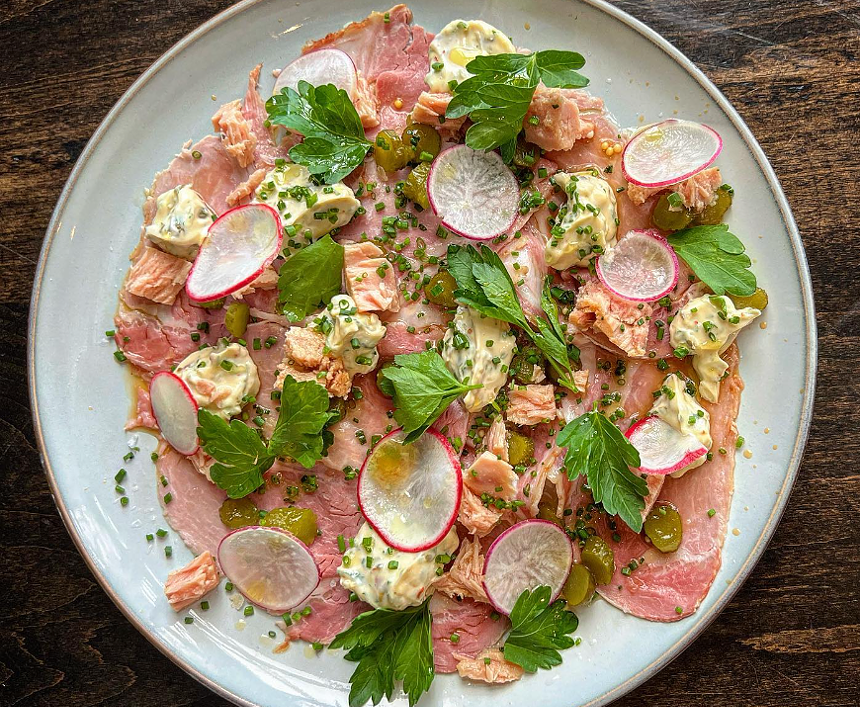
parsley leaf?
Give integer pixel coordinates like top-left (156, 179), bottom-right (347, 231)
top-left (557, 411), bottom-right (647, 531)
top-left (446, 244), bottom-right (579, 392)
top-left (277, 234), bottom-right (344, 321)
top-left (377, 351), bottom-right (481, 442)
top-left (667, 224), bottom-right (756, 296)
top-left (266, 81), bottom-right (371, 183)
top-left (198, 410), bottom-right (274, 498)
top-left (330, 601), bottom-right (435, 707)
top-left (198, 376), bottom-right (337, 497)
top-left (503, 585), bottom-right (579, 673)
top-left (268, 375), bottom-right (339, 467)
top-left (445, 51), bottom-right (589, 152)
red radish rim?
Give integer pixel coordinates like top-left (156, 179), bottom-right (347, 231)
top-left (596, 229), bottom-right (680, 302)
top-left (481, 518), bottom-right (573, 615)
top-left (273, 48), bottom-right (357, 96)
top-left (621, 119), bottom-right (723, 189)
top-left (217, 525), bottom-right (320, 613)
top-left (185, 203), bottom-right (283, 303)
top-left (357, 427), bottom-right (463, 552)
top-left (427, 145), bottom-right (518, 241)
top-left (149, 371), bottom-right (199, 456)
top-left (625, 415), bottom-right (708, 476)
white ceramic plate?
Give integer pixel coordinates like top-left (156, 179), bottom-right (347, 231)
top-left (29, 1), bottom-right (816, 706)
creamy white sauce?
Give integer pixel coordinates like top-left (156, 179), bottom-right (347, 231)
top-left (316, 294), bottom-right (385, 376)
top-left (651, 372), bottom-right (712, 477)
top-left (545, 171), bottom-right (618, 269)
top-left (337, 522), bottom-right (459, 610)
top-left (440, 306), bottom-right (516, 413)
top-left (425, 19), bottom-right (515, 93)
top-left (144, 185), bottom-right (215, 259)
top-left (670, 294), bottom-right (760, 403)
top-left (174, 342), bottom-right (260, 419)
top-left (253, 163), bottom-right (359, 241)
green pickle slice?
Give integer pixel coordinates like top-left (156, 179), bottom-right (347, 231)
top-left (560, 563), bottom-right (596, 607)
top-left (581, 535), bottom-right (615, 585)
top-left (643, 503), bottom-right (683, 553)
top-left (261, 506), bottom-right (318, 546)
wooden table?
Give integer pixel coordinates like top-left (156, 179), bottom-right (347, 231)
top-left (1, 0), bottom-right (857, 705)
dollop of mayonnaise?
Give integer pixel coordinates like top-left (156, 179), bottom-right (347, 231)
top-left (441, 306), bottom-right (516, 413)
top-left (253, 163), bottom-right (359, 241)
top-left (144, 184), bottom-right (215, 259)
top-left (316, 294), bottom-right (386, 376)
top-left (425, 19), bottom-right (515, 93)
top-left (651, 372), bottom-right (712, 477)
top-left (174, 342), bottom-right (260, 419)
top-left (338, 522), bottom-right (459, 610)
top-left (545, 171), bottom-right (618, 270)
top-left (670, 293), bottom-right (760, 403)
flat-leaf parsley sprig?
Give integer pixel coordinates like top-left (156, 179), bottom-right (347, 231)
top-left (199, 375), bottom-right (339, 498)
top-left (502, 585), bottom-right (580, 672)
top-left (445, 51), bottom-right (589, 153)
top-left (329, 601), bottom-right (435, 707)
top-left (265, 81), bottom-right (371, 183)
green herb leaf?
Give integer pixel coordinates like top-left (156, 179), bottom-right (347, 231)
top-left (667, 224), bottom-right (756, 296)
top-left (197, 409), bottom-right (274, 498)
top-left (266, 81), bottom-right (371, 183)
top-left (533, 50), bottom-right (589, 88)
top-left (557, 411), bottom-right (647, 531)
top-left (446, 51), bottom-right (589, 152)
top-left (446, 245), bottom-right (579, 392)
top-left (377, 351), bottom-right (481, 442)
top-left (503, 585), bottom-right (579, 673)
top-left (268, 375), bottom-right (339, 468)
top-left (278, 234), bottom-right (344, 321)
top-left (330, 602), bottom-right (435, 707)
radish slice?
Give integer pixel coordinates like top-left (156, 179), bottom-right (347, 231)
top-left (149, 371), bottom-right (199, 455)
top-left (596, 229), bottom-right (679, 302)
top-left (427, 145), bottom-right (519, 241)
top-left (272, 48), bottom-right (357, 97)
top-left (357, 428), bottom-right (462, 552)
top-left (625, 415), bottom-right (708, 476)
top-left (622, 119), bottom-right (722, 188)
top-left (186, 204), bottom-right (282, 303)
top-left (482, 519), bottom-right (573, 615)
top-left (218, 526), bottom-right (319, 613)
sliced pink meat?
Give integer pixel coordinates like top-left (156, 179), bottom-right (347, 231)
top-left (283, 583), bottom-right (370, 644)
top-left (304, 5), bottom-right (433, 133)
top-left (431, 399), bottom-right (470, 447)
top-left (429, 594), bottom-right (509, 673)
top-left (147, 135), bottom-right (249, 218)
top-left (157, 443), bottom-right (228, 558)
top-left (595, 345), bottom-right (743, 621)
top-left (114, 291), bottom-right (229, 376)
top-left (242, 64), bottom-right (290, 168)
top-left (126, 385), bottom-right (157, 430)
top-left (245, 320), bottom-right (288, 438)
top-left (322, 373), bottom-right (394, 474)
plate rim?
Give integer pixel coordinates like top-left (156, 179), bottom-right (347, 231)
top-left (27, 1), bottom-right (818, 706)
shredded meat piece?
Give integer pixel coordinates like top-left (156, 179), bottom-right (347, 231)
top-left (408, 91), bottom-right (465, 136)
top-left (354, 73), bottom-right (381, 129)
top-left (164, 551), bottom-right (219, 611)
top-left (434, 537), bottom-right (488, 603)
top-left (211, 99), bottom-right (257, 168)
top-left (626, 167), bottom-right (722, 211)
top-left (226, 167), bottom-right (267, 207)
top-left (275, 327), bottom-right (352, 397)
top-left (124, 246), bottom-right (191, 306)
top-left (570, 279), bottom-right (654, 358)
top-left (458, 487), bottom-right (503, 537)
top-left (506, 384), bottom-right (557, 426)
top-left (455, 649), bottom-right (524, 684)
top-left (344, 242), bottom-right (400, 313)
top-left (523, 86), bottom-right (597, 151)
top-left (464, 451), bottom-right (518, 501)
top-left (484, 416), bottom-right (508, 461)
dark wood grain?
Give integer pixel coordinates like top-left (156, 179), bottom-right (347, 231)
top-left (1, 0), bottom-right (858, 705)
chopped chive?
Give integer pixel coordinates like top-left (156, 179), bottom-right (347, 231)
top-left (163, 492), bottom-right (173, 504)
top-left (184, 616), bottom-right (194, 624)
top-left (115, 469), bottom-right (127, 483)
top-left (200, 601), bottom-right (210, 611)
top-left (165, 546), bottom-right (173, 557)
top-left (244, 605), bottom-right (254, 617)
top-left (156, 528), bottom-right (168, 538)
top-left (225, 581), bottom-right (234, 592)
top-left (146, 533), bottom-right (154, 542)
top-left (120, 496), bottom-right (129, 506)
